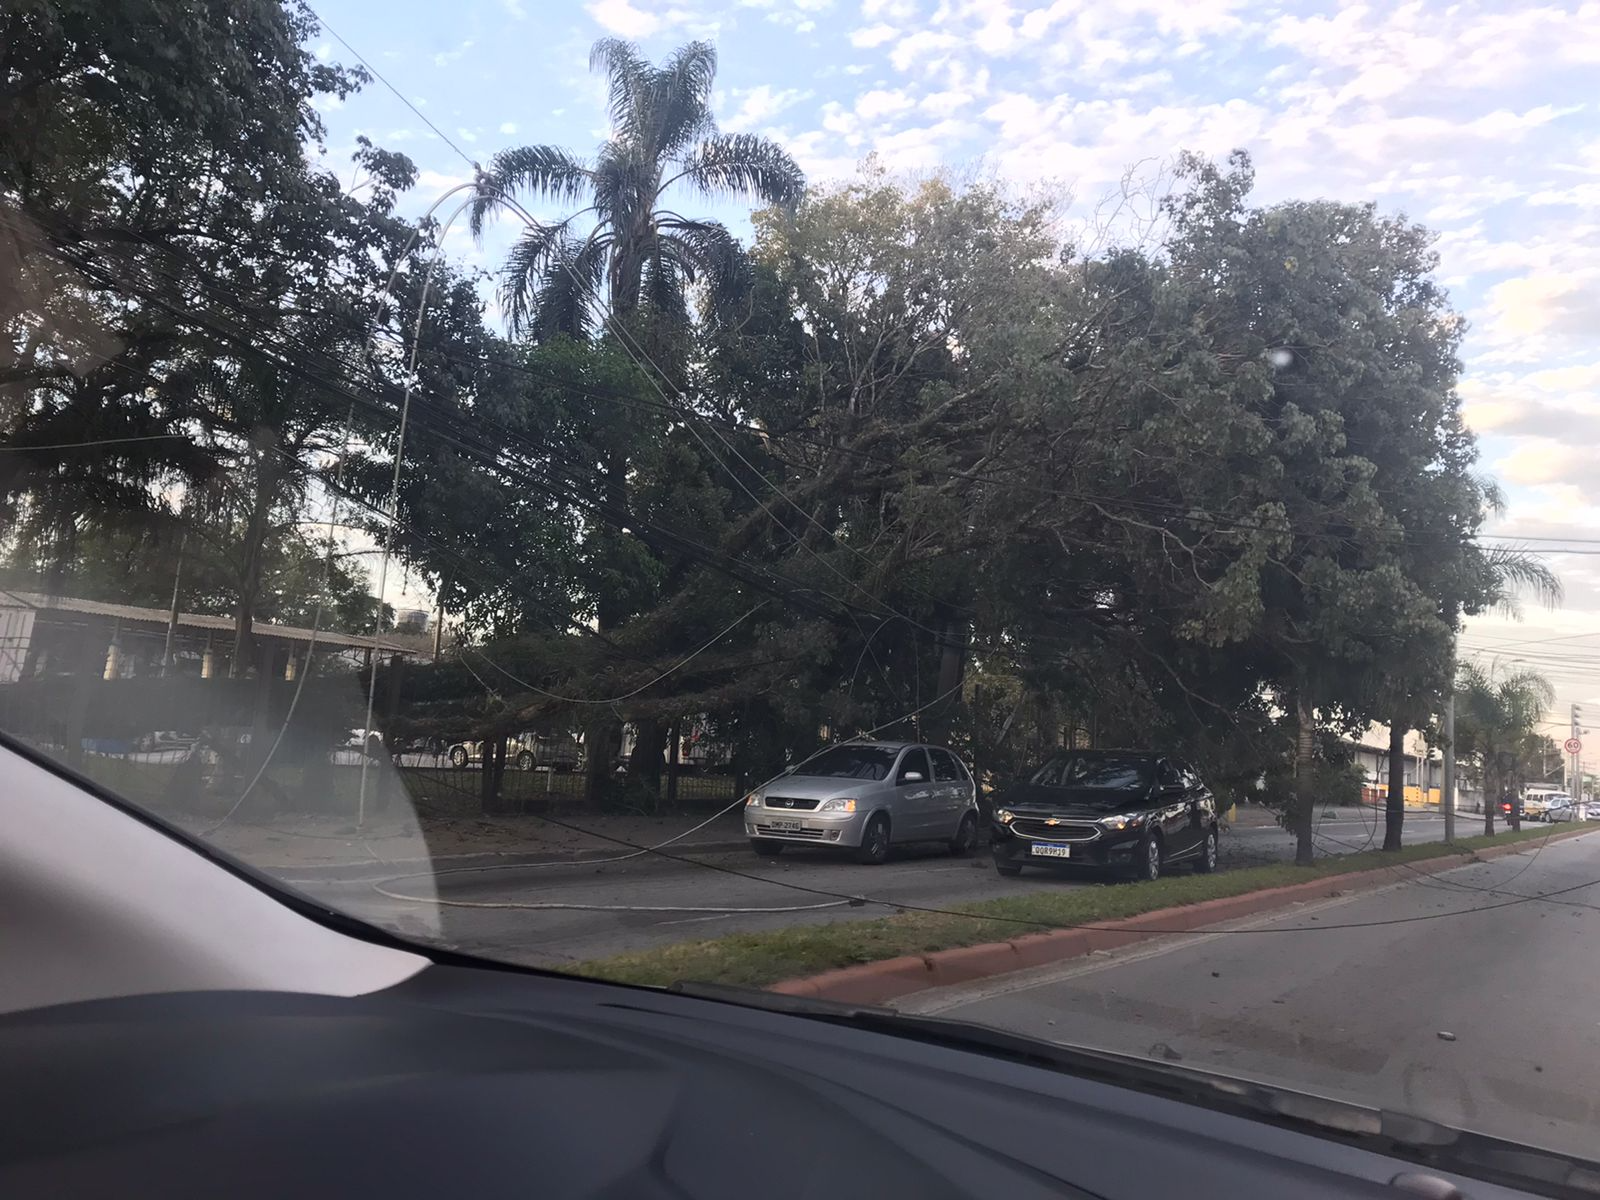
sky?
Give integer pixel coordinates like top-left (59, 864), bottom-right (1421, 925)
top-left (306, 0), bottom-right (1600, 748)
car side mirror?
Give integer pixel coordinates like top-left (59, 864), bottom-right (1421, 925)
top-left (902, 771), bottom-right (925, 784)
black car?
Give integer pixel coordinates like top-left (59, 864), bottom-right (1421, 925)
top-left (990, 750), bottom-right (1219, 881)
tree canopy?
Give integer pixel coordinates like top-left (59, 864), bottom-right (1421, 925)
top-left (0, 17), bottom-right (1556, 844)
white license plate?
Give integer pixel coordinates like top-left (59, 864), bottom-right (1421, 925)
top-left (768, 819), bottom-right (803, 831)
top-left (1030, 843), bottom-right (1072, 858)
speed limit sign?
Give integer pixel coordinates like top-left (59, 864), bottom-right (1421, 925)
top-left (1565, 737), bottom-right (1583, 755)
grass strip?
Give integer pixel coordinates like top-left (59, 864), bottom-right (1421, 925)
top-left (575, 823), bottom-right (1580, 990)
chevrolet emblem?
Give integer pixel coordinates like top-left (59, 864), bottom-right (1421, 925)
top-left (1045, 818), bottom-right (1060, 826)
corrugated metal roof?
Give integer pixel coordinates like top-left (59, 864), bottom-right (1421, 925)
top-left (0, 590), bottom-right (416, 655)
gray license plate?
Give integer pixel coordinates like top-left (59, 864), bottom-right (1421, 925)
top-left (1030, 843), bottom-right (1072, 858)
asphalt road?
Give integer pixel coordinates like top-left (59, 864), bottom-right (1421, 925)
top-left (303, 811), bottom-right (1456, 967)
top-left (894, 829), bottom-right (1600, 1161)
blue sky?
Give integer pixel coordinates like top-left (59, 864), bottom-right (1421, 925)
top-left (307, 0), bottom-right (1600, 722)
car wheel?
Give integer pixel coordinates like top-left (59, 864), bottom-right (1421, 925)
top-left (448, 746), bottom-right (468, 768)
top-left (516, 750), bottom-right (535, 771)
top-left (855, 814), bottom-right (891, 865)
top-left (948, 812), bottom-right (979, 857)
top-left (1195, 827), bottom-right (1218, 874)
top-left (750, 839), bottom-right (785, 857)
top-left (1134, 834), bottom-right (1163, 882)
top-left (995, 860), bottom-right (1023, 877)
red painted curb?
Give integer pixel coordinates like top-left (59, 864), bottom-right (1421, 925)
top-left (768, 826), bottom-right (1594, 1006)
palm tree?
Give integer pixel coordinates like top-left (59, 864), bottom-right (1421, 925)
top-left (1453, 662), bottom-right (1556, 835)
top-left (468, 39), bottom-right (804, 343)
top-left (467, 40), bottom-right (802, 807)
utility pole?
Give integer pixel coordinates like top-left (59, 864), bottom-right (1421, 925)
top-left (1442, 691), bottom-right (1456, 845)
top-left (161, 532), bottom-right (187, 676)
top-left (1572, 704), bottom-right (1583, 799)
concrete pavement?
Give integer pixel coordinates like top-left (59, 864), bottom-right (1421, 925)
top-left (893, 831), bottom-right (1600, 1161)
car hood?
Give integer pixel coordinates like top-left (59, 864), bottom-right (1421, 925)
top-left (997, 784), bottom-right (1155, 814)
top-left (758, 774), bottom-right (888, 801)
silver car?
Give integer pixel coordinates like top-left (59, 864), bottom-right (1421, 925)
top-left (744, 741), bottom-right (980, 864)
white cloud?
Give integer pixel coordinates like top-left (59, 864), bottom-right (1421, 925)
top-left (434, 40), bottom-right (474, 68)
top-left (1496, 441), bottom-right (1594, 488)
top-left (920, 89), bottom-right (974, 117)
top-left (855, 87), bottom-right (915, 120)
top-left (890, 30), bottom-right (962, 71)
top-left (585, 0), bottom-right (682, 37)
top-left (1484, 270), bottom-right (1600, 355)
top-left (457, 127), bottom-right (479, 144)
top-left (314, 42), bottom-right (333, 62)
top-left (499, 121), bottom-right (519, 135)
top-left (418, 169), bottom-right (470, 192)
top-left (725, 85), bottom-right (812, 131)
top-left (502, 0), bottom-right (526, 15)
top-left (850, 22), bottom-right (897, 47)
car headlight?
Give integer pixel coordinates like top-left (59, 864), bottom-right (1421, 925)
top-left (1099, 813), bottom-right (1145, 831)
top-left (995, 808), bottom-right (1016, 824)
top-left (744, 794), bottom-right (762, 808)
top-left (819, 797), bottom-right (857, 813)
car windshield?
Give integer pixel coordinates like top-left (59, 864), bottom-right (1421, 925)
top-left (6, 0), bottom-right (1600, 1184)
top-left (1030, 755), bottom-right (1154, 790)
top-left (791, 746), bottom-right (900, 781)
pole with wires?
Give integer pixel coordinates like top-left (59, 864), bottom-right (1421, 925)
top-left (1443, 688), bottom-right (1456, 845)
top-left (357, 193), bottom-right (477, 827)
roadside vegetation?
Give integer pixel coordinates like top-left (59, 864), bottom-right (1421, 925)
top-left (1, 5), bottom-right (1563, 858)
top-left (577, 825), bottom-right (1582, 989)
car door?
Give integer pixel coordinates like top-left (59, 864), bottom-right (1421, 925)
top-left (1155, 758), bottom-right (1198, 857)
top-left (927, 748), bottom-right (967, 837)
top-left (892, 748), bottom-right (935, 838)
top-left (1178, 760), bottom-right (1214, 853)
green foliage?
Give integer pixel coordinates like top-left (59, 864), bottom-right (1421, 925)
top-left (1, 14), bottom-right (1548, 831)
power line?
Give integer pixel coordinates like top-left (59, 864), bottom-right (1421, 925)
top-left (304, 6), bottom-right (479, 172)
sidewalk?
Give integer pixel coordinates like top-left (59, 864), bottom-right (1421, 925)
top-left (176, 805), bottom-right (748, 877)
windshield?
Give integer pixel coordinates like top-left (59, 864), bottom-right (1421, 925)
top-left (6, 0), bottom-right (1600, 1182)
top-left (1029, 755), bottom-right (1153, 790)
top-left (790, 746), bottom-right (899, 781)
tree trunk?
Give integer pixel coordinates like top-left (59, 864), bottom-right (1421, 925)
top-left (1383, 721), bottom-right (1406, 851)
top-left (582, 446), bottom-right (630, 809)
top-left (480, 734), bottom-right (507, 815)
top-left (1292, 691), bottom-right (1315, 866)
top-left (1483, 754), bottom-right (1497, 836)
top-left (582, 716), bottom-right (617, 809)
top-left (631, 716), bottom-right (666, 799)
top-left (926, 617), bottom-right (967, 741)
top-left (229, 455), bottom-right (277, 679)
top-left (665, 718), bottom-right (681, 807)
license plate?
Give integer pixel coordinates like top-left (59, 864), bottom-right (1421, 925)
top-left (1030, 843), bottom-right (1071, 858)
top-left (768, 819), bottom-right (803, 831)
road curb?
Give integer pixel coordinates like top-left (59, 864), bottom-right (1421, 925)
top-left (271, 836), bottom-right (750, 880)
top-left (769, 826), bottom-right (1597, 1006)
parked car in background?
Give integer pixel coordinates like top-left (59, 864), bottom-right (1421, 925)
top-left (743, 741), bottom-right (980, 864)
top-left (990, 750), bottom-right (1219, 882)
top-left (448, 734), bottom-right (582, 771)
